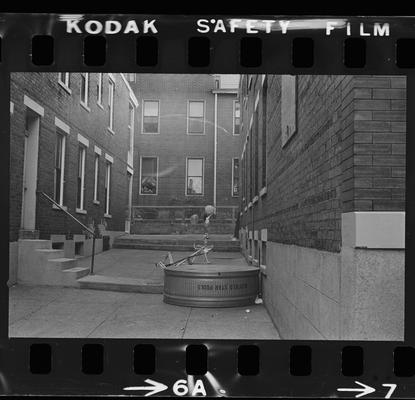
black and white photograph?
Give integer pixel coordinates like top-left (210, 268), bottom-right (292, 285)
top-left (8, 72), bottom-right (406, 340)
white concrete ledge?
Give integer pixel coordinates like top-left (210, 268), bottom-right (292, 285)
top-left (77, 133), bottom-right (89, 147)
top-left (24, 95), bottom-right (44, 116)
top-left (94, 145), bottom-right (102, 155)
top-left (342, 211), bottom-right (405, 249)
top-left (55, 117), bottom-right (70, 134)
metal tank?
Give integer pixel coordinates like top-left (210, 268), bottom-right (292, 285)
top-left (163, 264), bottom-right (259, 307)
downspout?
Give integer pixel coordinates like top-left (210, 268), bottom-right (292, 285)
top-left (213, 92), bottom-right (218, 208)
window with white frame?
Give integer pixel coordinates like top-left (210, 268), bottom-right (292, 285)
top-left (58, 73), bottom-right (70, 89)
top-left (128, 73), bottom-right (136, 83)
top-left (104, 161), bottom-right (112, 215)
top-left (97, 73), bottom-right (103, 106)
top-left (186, 158), bottom-right (204, 195)
top-left (108, 78), bottom-right (115, 131)
top-left (93, 153), bottom-right (100, 203)
top-left (80, 72), bottom-right (89, 108)
top-left (76, 145), bottom-right (86, 211)
top-left (233, 100), bottom-right (240, 135)
top-left (128, 102), bottom-right (134, 155)
top-left (140, 157), bottom-right (158, 195)
top-left (54, 131), bottom-right (66, 205)
top-left (281, 75), bottom-right (297, 147)
top-left (232, 158), bottom-right (240, 197)
top-left (188, 101), bottom-right (205, 134)
top-left (142, 100), bottom-right (159, 133)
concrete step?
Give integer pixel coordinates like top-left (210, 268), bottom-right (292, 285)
top-left (36, 248), bottom-right (65, 260)
top-left (78, 275), bottom-right (163, 294)
top-left (47, 257), bottom-right (77, 270)
top-left (114, 238), bottom-right (240, 252)
top-left (62, 267), bottom-right (90, 286)
top-left (131, 221), bottom-right (235, 235)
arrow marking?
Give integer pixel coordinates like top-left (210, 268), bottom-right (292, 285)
top-left (123, 378), bottom-right (168, 397)
top-left (337, 381), bottom-right (376, 398)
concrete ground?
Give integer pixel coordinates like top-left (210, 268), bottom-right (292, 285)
top-left (9, 285), bottom-right (280, 339)
top-left (9, 247), bottom-right (280, 339)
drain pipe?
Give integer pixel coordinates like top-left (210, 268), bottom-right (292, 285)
top-left (213, 92), bottom-right (218, 208)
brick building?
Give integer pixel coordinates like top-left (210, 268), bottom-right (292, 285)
top-left (239, 74), bottom-right (406, 340)
top-left (128, 74), bottom-right (241, 234)
top-left (9, 72), bottom-right (138, 283)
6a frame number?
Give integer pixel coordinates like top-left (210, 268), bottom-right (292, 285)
top-left (173, 379), bottom-right (207, 397)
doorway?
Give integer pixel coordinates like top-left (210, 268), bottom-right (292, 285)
top-left (21, 109), bottom-right (41, 230)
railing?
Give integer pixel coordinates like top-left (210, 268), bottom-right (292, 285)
top-left (132, 205), bottom-right (238, 222)
top-left (37, 191), bottom-right (96, 275)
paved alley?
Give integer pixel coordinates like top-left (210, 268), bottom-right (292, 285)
top-left (9, 285), bottom-right (280, 339)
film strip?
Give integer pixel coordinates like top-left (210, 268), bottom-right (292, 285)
top-left (1, 13), bottom-right (415, 398)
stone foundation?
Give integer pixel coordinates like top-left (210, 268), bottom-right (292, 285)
top-left (262, 241), bottom-right (404, 340)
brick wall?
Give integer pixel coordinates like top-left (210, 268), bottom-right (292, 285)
top-left (340, 76), bottom-right (406, 212)
top-left (239, 75), bottom-right (406, 253)
top-left (10, 73), bottom-right (135, 241)
top-left (130, 74), bottom-right (240, 208)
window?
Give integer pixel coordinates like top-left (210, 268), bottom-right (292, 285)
top-left (261, 77), bottom-right (268, 189)
top-left (241, 153), bottom-right (246, 204)
top-left (54, 131), bottom-right (66, 205)
top-left (104, 161), bottom-right (112, 215)
top-left (76, 145), bottom-right (86, 211)
top-left (128, 102), bottom-right (134, 156)
top-left (140, 157), bottom-right (158, 195)
top-left (186, 158), bottom-right (204, 195)
top-left (108, 78), bottom-right (115, 131)
top-left (281, 75), bottom-right (297, 147)
top-left (58, 73), bottom-right (70, 89)
top-left (97, 73), bottom-right (103, 106)
top-left (232, 158), bottom-right (239, 197)
top-left (142, 100), bottom-right (159, 133)
top-left (80, 73), bottom-right (89, 109)
top-left (188, 101), bottom-right (205, 134)
top-left (128, 73), bottom-right (136, 83)
top-left (253, 110), bottom-right (259, 197)
top-left (233, 100), bottom-right (240, 135)
top-left (93, 153), bottom-right (99, 203)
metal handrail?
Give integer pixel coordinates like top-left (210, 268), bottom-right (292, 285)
top-left (37, 191), bottom-right (96, 275)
